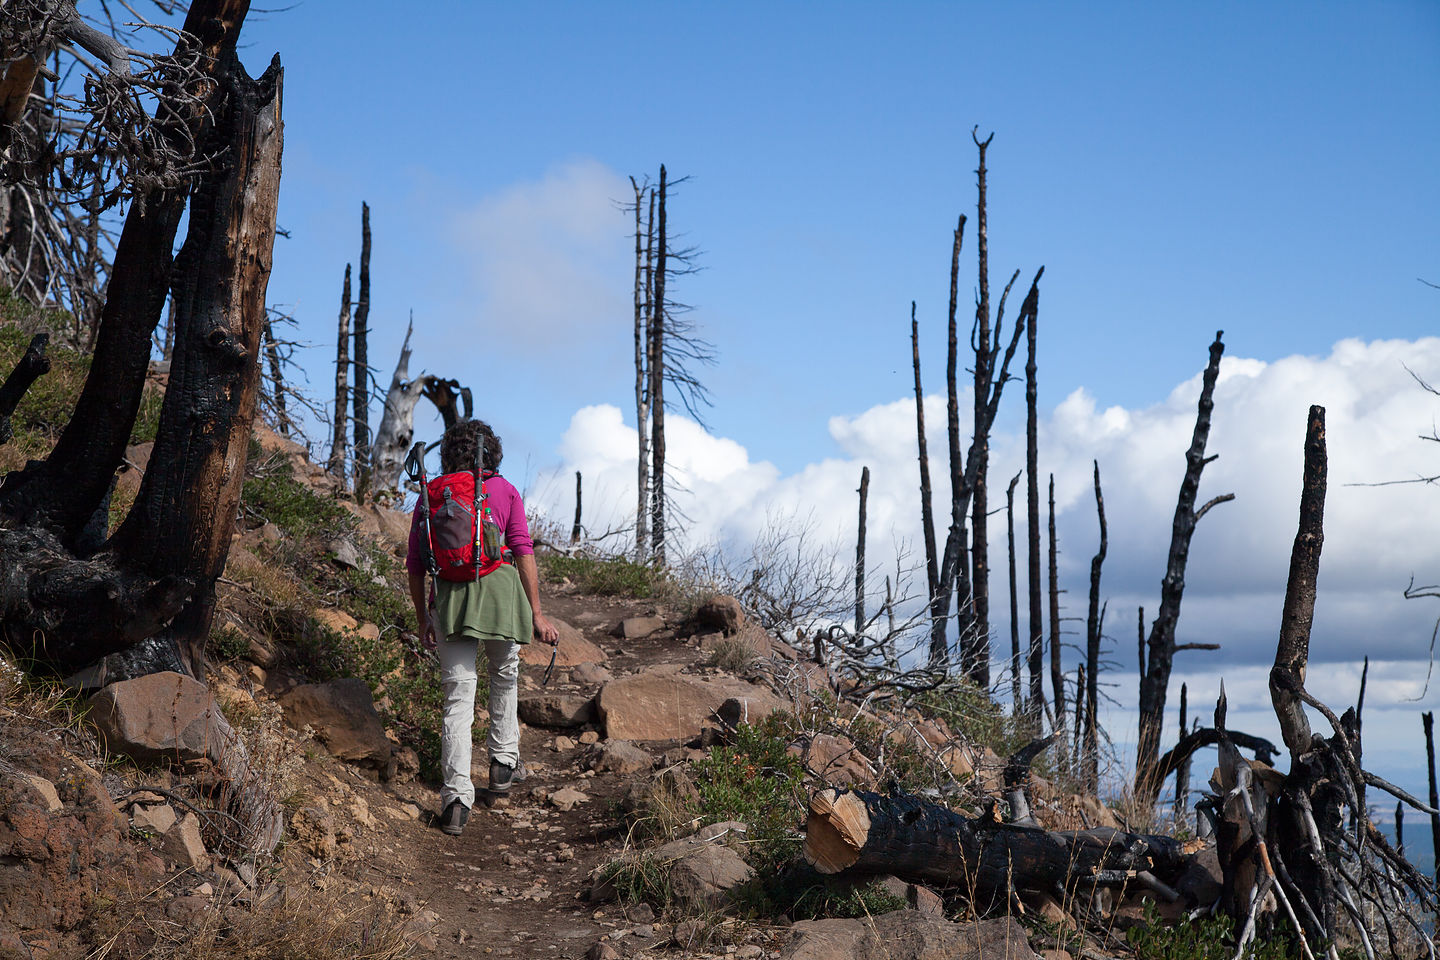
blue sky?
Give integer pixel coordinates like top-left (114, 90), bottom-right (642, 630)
top-left (241, 2), bottom-right (1439, 474)
top-left (229, 3), bottom-right (1440, 798)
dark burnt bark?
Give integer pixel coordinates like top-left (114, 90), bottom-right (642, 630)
top-left (855, 465), bottom-right (869, 634)
top-left (912, 304), bottom-right (938, 601)
top-left (1006, 471), bottom-right (1022, 711)
top-left (1426, 711), bottom-right (1439, 885)
top-left (1085, 460), bottom-right (1107, 788)
top-left (419, 377), bottom-right (472, 430)
top-left (1173, 684), bottom-right (1189, 824)
top-left (108, 47), bottom-right (284, 679)
top-left (1134, 332), bottom-right (1230, 805)
top-left (804, 788), bottom-right (1202, 908)
top-left (351, 201), bottom-right (372, 500)
top-left (969, 132), bottom-right (994, 684)
top-left (1025, 275), bottom-right (1043, 718)
top-left (649, 165), bottom-right (668, 565)
top-left (262, 317), bottom-right (287, 435)
top-left (3, 4), bottom-right (280, 678)
top-left (328, 263), bottom-right (350, 478)
top-left (0, 332), bottom-right (48, 444)
top-left (571, 471), bottom-right (583, 545)
top-left (929, 216), bottom-right (965, 671)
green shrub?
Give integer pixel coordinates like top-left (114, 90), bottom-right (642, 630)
top-left (209, 625), bottom-right (251, 662)
top-left (1126, 902), bottom-right (1301, 960)
top-left (540, 554), bottom-right (655, 597)
top-left (241, 454), bottom-right (354, 542)
top-left (912, 680), bottom-right (1033, 762)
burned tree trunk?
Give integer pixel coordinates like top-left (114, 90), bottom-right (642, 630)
top-left (1048, 473), bottom-right (1063, 733)
top-left (419, 377), bottom-right (471, 430)
top-left (0, 333), bottom-right (48, 444)
top-left (1006, 471), bottom-right (1022, 711)
top-left (1025, 272), bottom-right (1044, 720)
top-left (107, 49), bottom-right (284, 680)
top-left (855, 465), bottom-right (869, 635)
top-left (571, 471), bottom-right (582, 545)
top-left (262, 316), bottom-right (288, 436)
top-left (804, 788), bottom-right (1202, 908)
top-left (649, 165), bottom-right (668, 565)
top-left (1426, 711), bottom-right (1440, 886)
top-left (1173, 683), bottom-right (1189, 826)
top-left (328, 263), bottom-right (351, 479)
top-left (969, 131), bottom-right (994, 687)
top-left (0, 0), bottom-right (281, 679)
top-left (928, 216), bottom-right (965, 671)
top-left (631, 177), bottom-right (652, 562)
top-left (351, 201), bottom-right (372, 500)
top-left (370, 316), bottom-right (425, 497)
top-left (1084, 460), bottom-right (1106, 789)
top-left (912, 304), bottom-right (938, 602)
top-left (1134, 332), bottom-right (1233, 806)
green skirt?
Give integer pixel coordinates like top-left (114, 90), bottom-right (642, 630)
top-left (433, 564), bottom-right (533, 645)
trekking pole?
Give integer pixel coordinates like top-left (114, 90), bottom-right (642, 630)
top-left (403, 441), bottom-right (438, 575)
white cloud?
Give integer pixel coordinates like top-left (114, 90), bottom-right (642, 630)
top-left (443, 158), bottom-right (632, 353)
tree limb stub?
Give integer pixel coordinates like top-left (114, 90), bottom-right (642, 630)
top-left (803, 788), bottom-right (1202, 901)
top-left (0, 332), bottom-right (49, 444)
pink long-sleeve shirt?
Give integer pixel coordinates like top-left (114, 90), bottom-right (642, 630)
top-left (405, 473), bottom-right (534, 574)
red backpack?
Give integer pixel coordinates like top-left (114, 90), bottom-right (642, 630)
top-left (423, 470), bottom-right (510, 581)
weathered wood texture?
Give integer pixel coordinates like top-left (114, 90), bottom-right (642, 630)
top-left (648, 165), bottom-right (667, 564)
top-left (1084, 460), bottom-right (1107, 789)
top-left (328, 263), bottom-right (351, 477)
top-left (912, 305), bottom-right (938, 602)
top-left (804, 788), bottom-right (1201, 903)
top-left (351, 201), bottom-right (371, 499)
top-left (371, 317), bottom-right (425, 496)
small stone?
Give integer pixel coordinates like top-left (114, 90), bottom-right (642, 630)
top-left (161, 812), bottom-right (210, 869)
top-left (578, 731), bottom-right (600, 745)
top-left (549, 787), bottom-right (589, 812)
top-left (133, 801), bottom-right (178, 835)
top-left (586, 943), bottom-right (621, 960)
top-left (554, 735), bottom-right (577, 751)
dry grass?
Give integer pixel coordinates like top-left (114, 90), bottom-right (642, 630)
top-left (81, 885), bottom-right (416, 959)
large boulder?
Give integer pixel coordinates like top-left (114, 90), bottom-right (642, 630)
top-left (595, 667), bottom-right (785, 741)
top-left (780, 911), bottom-right (1037, 960)
top-left (690, 595), bottom-right (745, 636)
top-left (280, 679), bottom-right (395, 779)
top-left (88, 671), bottom-right (228, 763)
top-left (520, 616), bottom-right (604, 668)
top-left (650, 837), bottom-right (754, 908)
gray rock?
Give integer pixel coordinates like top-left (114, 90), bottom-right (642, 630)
top-left (589, 740), bottom-right (654, 776)
top-left (88, 671), bottom-right (230, 764)
top-left (611, 616), bottom-right (665, 640)
top-left (780, 912), bottom-right (1036, 960)
top-left (652, 837), bottom-right (754, 907)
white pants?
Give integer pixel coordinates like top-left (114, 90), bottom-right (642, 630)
top-left (437, 634), bottom-right (520, 809)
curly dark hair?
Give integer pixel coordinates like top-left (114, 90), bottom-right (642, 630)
top-left (439, 419), bottom-right (503, 475)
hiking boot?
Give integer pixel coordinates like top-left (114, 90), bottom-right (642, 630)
top-left (439, 799), bottom-right (470, 836)
top-left (489, 759), bottom-right (527, 794)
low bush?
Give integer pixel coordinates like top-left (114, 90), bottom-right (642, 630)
top-left (540, 554), bottom-right (656, 597)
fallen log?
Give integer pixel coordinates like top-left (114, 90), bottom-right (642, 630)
top-left (804, 788), bottom-right (1203, 903)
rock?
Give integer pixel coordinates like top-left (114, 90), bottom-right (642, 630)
top-left (17, 774), bottom-right (61, 813)
top-left (570, 662), bottom-right (613, 686)
top-left (691, 595), bottom-right (745, 635)
top-left (280, 679), bottom-right (395, 779)
top-left (589, 740), bottom-right (654, 775)
top-left (612, 616), bottom-right (665, 640)
top-left (586, 943), bottom-right (621, 960)
top-left (549, 788), bottom-right (589, 812)
top-left (164, 894), bottom-right (210, 922)
top-left (161, 812), bottom-right (210, 870)
top-left (246, 636), bottom-right (277, 668)
top-left (1038, 952), bottom-right (1073, 960)
top-left (620, 765), bottom-right (702, 817)
top-left (519, 616), bottom-right (605, 668)
top-left (651, 837), bottom-right (754, 907)
top-left (625, 902), bottom-right (656, 924)
top-left (596, 669), bottom-right (785, 741)
top-left (780, 912), bottom-right (1036, 960)
top-left (695, 821), bottom-right (748, 849)
top-left (554, 735), bottom-right (577, 751)
top-left (312, 607), bottom-right (360, 634)
top-left (131, 802), bottom-right (177, 835)
top-left (578, 730), bottom-right (600, 745)
top-left (88, 671), bottom-right (231, 764)
top-left (290, 805), bottom-right (337, 859)
top-left (518, 693), bottom-right (596, 728)
top-left (328, 538), bottom-right (362, 568)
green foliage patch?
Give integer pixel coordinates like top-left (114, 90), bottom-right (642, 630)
top-left (241, 454), bottom-right (355, 542)
top-left (1126, 903), bottom-right (1302, 960)
top-left (540, 554), bottom-right (656, 598)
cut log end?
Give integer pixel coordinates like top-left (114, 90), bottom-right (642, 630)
top-left (803, 789), bottom-right (871, 874)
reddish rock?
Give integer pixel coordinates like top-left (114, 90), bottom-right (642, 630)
top-left (518, 693), bottom-right (595, 728)
top-left (596, 668), bottom-right (784, 742)
top-left (690, 595), bottom-right (745, 635)
top-left (88, 671), bottom-right (230, 764)
top-left (588, 740), bottom-right (654, 776)
top-left (611, 616), bottom-right (665, 640)
top-left (161, 812), bottom-right (210, 870)
top-left (280, 679), bottom-right (395, 779)
top-left (519, 617), bottom-right (604, 668)
top-left (788, 734), bottom-right (873, 788)
top-left (780, 912), bottom-right (1035, 960)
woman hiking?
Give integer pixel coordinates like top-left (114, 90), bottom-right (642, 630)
top-left (405, 419), bottom-right (559, 836)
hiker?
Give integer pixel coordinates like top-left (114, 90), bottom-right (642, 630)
top-left (405, 419), bottom-right (560, 836)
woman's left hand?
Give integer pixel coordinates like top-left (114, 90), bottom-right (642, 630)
top-left (534, 613), bottom-right (559, 646)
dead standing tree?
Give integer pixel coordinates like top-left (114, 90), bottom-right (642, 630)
top-left (629, 175), bottom-right (653, 561)
top-left (1134, 331), bottom-right (1234, 808)
top-left (327, 262), bottom-right (351, 478)
top-left (1084, 459), bottom-right (1106, 790)
top-left (855, 465), bottom-right (869, 634)
top-left (0, 0), bottom-right (284, 680)
top-left (370, 314), bottom-right (426, 497)
top-left (351, 201), bottom-right (372, 500)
